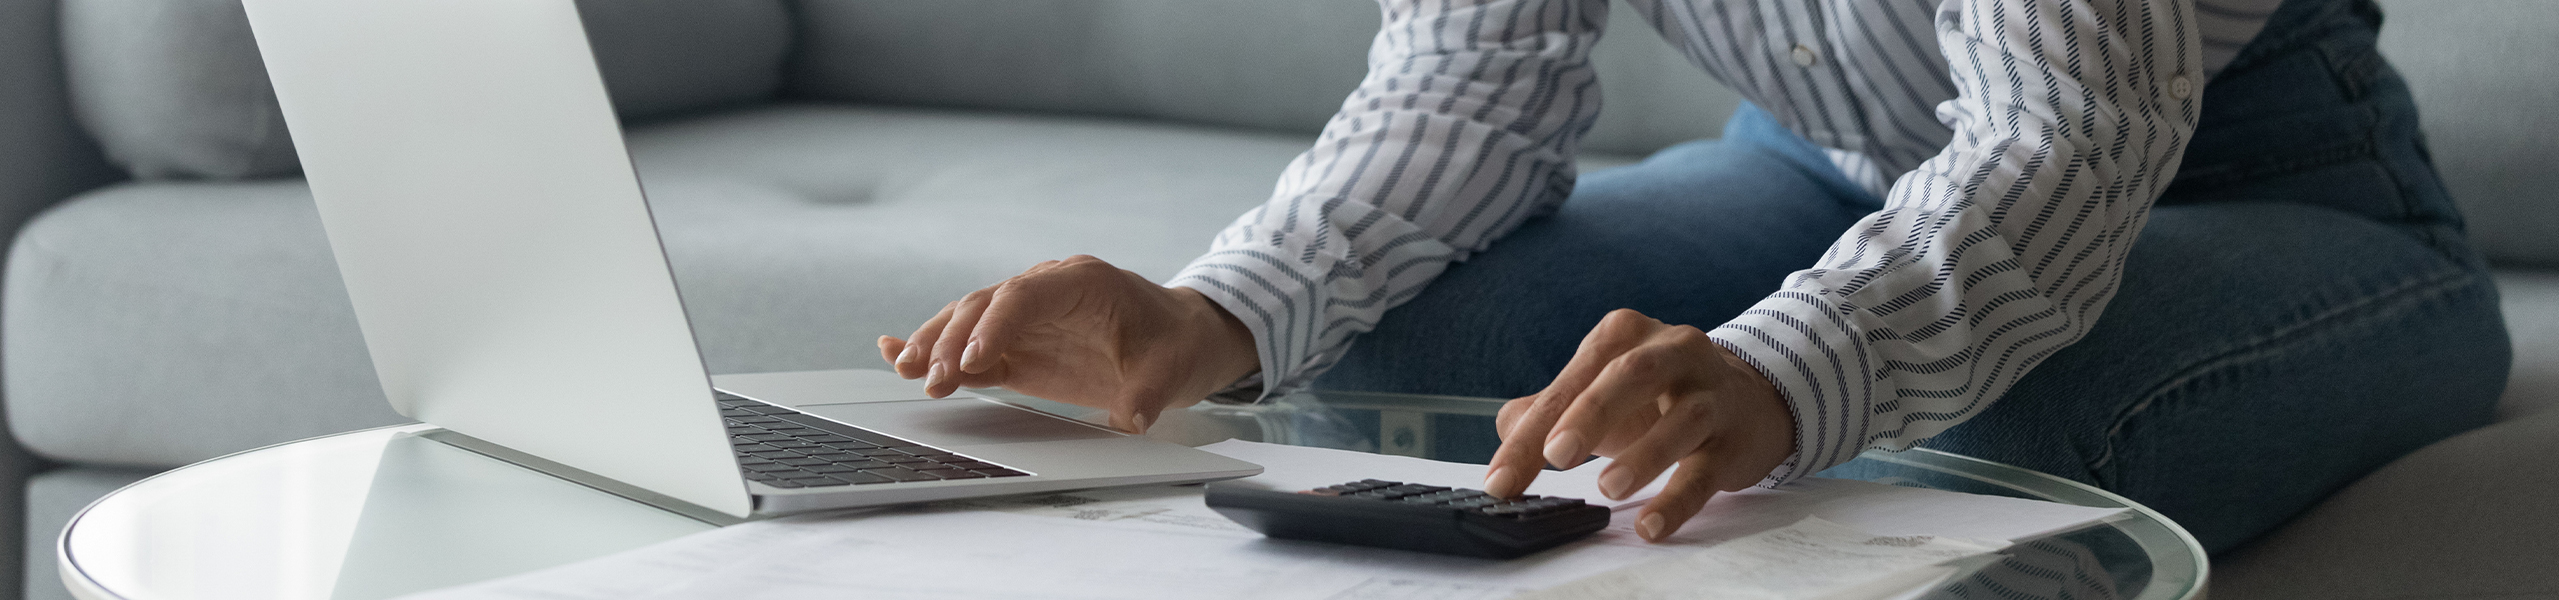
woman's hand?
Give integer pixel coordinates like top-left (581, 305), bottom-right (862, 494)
top-left (877, 255), bottom-right (1260, 433)
top-left (1484, 309), bottom-right (1796, 542)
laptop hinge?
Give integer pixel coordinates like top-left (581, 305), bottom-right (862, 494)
top-left (416, 428), bottom-right (750, 526)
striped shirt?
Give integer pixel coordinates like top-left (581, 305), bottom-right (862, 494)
top-left (1170, 0), bottom-right (2279, 484)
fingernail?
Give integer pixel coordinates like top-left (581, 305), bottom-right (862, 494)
top-left (1600, 468), bottom-right (1633, 501)
top-left (960, 339), bottom-right (983, 369)
top-left (1637, 512), bottom-right (1667, 541)
top-left (925, 362), bottom-right (946, 391)
top-left (898, 343), bottom-right (920, 366)
top-left (1131, 412), bottom-right (1154, 433)
top-left (1484, 469), bottom-right (1518, 497)
top-left (1543, 431), bottom-right (1585, 469)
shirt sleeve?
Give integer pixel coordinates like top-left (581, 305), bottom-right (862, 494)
top-left (1170, 0), bottom-right (1611, 401)
top-left (1708, 0), bottom-right (2204, 484)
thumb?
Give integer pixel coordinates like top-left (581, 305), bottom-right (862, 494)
top-left (1107, 382), bottom-right (1174, 434)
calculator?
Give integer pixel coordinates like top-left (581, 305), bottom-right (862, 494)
top-left (1204, 479), bottom-right (1612, 559)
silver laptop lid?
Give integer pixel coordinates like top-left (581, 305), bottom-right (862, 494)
top-left (243, 0), bottom-right (751, 516)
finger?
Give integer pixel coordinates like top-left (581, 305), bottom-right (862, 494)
top-left (1484, 388), bottom-right (1572, 498)
top-left (1494, 396), bottom-right (1536, 440)
top-left (1594, 392), bottom-right (1715, 501)
top-left (1536, 310), bottom-right (1666, 467)
top-left (961, 279), bottom-right (1041, 375)
top-left (1634, 452), bottom-right (1721, 542)
top-left (925, 289), bottom-right (996, 397)
top-left (1484, 311), bottom-right (1657, 496)
top-left (878, 335), bottom-right (904, 368)
top-left (1105, 379), bottom-right (1174, 434)
top-left (899, 303), bottom-right (958, 379)
top-left (1548, 323), bottom-right (1707, 468)
top-left (1546, 342), bottom-right (1683, 470)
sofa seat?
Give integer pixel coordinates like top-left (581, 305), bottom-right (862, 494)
top-left (2212, 270), bottom-right (2559, 599)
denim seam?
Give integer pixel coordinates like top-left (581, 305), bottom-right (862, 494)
top-left (2085, 265), bottom-right (2485, 478)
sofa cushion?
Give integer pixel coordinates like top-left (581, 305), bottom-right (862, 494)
top-left (2495, 270), bottom-right (2559, 420)
top-left (1, 103), bottom-right (1640, 466)
top-left (2212, 411), bottom-right (2559, 600)
top-left (788, 0), bottom-right (1737, 157)
top-left (2374, 0), bottom-right (2559, 268)
top-left (59, 0), bottom-right (793, 180)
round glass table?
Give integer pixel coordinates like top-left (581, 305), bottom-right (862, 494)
top-left (58, 390), bottom-right (2205, 600)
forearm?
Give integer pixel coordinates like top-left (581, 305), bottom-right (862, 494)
top-left (1173, 0), bottom-right (1610, 401)
top-left (1712, 0), bottom-right (2204, 483)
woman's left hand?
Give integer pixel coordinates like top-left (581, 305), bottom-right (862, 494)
top-left (1482, 309), bottom-right (1797, 542)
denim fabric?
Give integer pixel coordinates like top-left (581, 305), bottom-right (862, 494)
top-left (1311, 0), bottom-right (2508, 554)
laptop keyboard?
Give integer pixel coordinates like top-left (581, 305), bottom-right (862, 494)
top-left (717, 394), bottom-right (1029, 489)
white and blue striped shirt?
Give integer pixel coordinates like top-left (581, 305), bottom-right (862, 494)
top-left (1171, 0), bottom-right (2278, 483)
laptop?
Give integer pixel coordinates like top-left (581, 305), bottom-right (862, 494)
top-left (239, 0), bottom-right (1262, 522)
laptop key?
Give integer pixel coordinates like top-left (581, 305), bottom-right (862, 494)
top-left (862, 468), bottom-right (938, 482)
top-left (761, 479), bottom-right (807, 489)
top-left (775, 458), bottom-right (828, 466)
top-left (835, 471), bottom-right (896, 485)
top-left (918, 469), bottom-right (983, 480)
top-left (785, 476), bottom-right (847, 487)
top-left (742, 462), bottom-right (798, 473)
top-left (771, 414), bottom-right (912, 447)
top-left (803, 464), bottom-right (858, 473)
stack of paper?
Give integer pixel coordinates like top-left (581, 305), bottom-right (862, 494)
top-left (400, 441), bottom-right (2123, 600)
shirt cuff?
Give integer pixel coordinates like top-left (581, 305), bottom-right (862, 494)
top-left (1167, 257), bottom-right (1325, 404)
top-left (1708, 290), bottom-right (1879, 486)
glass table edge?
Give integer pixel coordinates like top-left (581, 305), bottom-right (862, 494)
top-left (64, 403), bottom-right (2208, 600)
top-left (56, 423), bottom-right (438, 600)
top-left (1853, 448), bottom-right (2209, 600)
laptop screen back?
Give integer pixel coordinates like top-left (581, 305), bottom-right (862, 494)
top-left (243, 0), bottom-right (751, 517)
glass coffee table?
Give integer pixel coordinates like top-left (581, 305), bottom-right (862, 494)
top-left (57, 389), bottom-right (2205, 600)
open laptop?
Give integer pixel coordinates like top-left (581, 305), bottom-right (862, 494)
top-left (238, 0), bottom-right (1261, 522)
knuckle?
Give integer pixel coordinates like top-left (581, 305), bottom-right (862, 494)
top-left (1603, 308), bottom-right (1646, 327)
top-left (1614, 346), bottom-right (1672, 377)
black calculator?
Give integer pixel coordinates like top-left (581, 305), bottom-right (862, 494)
top-left (1205, 479), bottom-right (1612, 559)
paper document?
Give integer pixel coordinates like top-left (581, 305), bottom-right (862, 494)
top-left (400, 441), bottom-right (2123, 600)
top-left (1515, 516), bottom-right (2003, 600)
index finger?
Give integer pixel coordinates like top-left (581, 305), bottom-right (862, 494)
top-left (1483, 312), bottom-right (1654, 497)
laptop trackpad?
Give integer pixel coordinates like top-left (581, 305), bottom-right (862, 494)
top-left (793, 398), bottom-right (1122, 446)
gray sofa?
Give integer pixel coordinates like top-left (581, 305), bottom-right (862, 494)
top-left (0, 0), bottom-right (2549, 598)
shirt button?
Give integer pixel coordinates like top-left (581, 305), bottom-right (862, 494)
top-left (2168, 74), bottom-right (2195, 99)
top-left (1790, 43), bottom-right (1819, 68)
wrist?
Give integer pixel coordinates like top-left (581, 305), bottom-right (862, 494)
top-left (1168, 286), bottom-right (1261, 400)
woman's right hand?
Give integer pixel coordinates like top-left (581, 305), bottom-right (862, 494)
top-left (877, 255), bottom-right (1261, 434)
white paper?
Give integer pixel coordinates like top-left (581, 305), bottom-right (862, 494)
top-left (398, 441), bottom-right (2124, 600)
top-left (1514, 516), bottom-right (2003, 600)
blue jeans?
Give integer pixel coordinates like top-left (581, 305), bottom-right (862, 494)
top-left (1311, 0), bottom-right (2508, 554)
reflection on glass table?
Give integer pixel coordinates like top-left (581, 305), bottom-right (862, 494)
top-left (58, 389), bottom-right (2204, 600)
